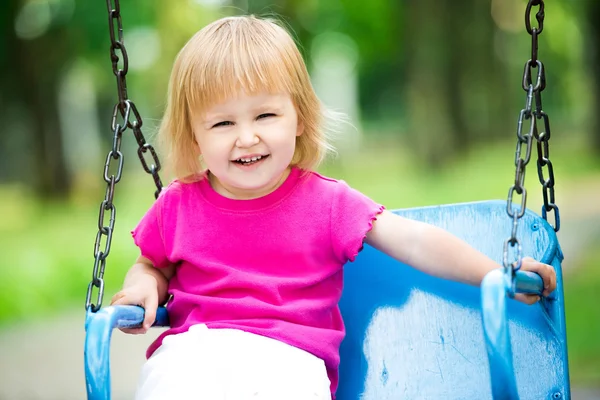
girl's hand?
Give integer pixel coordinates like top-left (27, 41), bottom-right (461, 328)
top-left (110, 278), bottom-right (159, 334)
top-left (514, 256), bottom-right (557, 305)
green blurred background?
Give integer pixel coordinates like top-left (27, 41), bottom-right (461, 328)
top-left (0, 0), bottom-right (599, 398)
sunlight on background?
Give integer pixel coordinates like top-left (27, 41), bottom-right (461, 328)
top-left (311, 31), bottom-right (362, 152)
top-left (1, 0), bottom-right (600, 398)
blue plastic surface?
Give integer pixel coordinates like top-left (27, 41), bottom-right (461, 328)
top-left (84, 200), bottom-right (569, 400)
top-left (338, 200), bottom-right (568, 399)
top-left (481, 269), bottom-right (544, 400)
top-left (84, 306), bottom-right (168, 399)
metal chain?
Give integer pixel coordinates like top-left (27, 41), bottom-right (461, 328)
top-left (85, 0), bottom-right (164, 312)
top-left (503, 0), bottom-right (559, 289)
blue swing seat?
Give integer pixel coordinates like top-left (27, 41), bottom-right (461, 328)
top-left (85, 200), bottom-right (570, 399)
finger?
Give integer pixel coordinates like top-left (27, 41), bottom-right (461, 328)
top-left (515, 293), bottom-right (540, 305)
top-left (543, 264), bottom-right (557, 296)
top-left (111, 291), bottom-right (146, 309)
top-left (119, 327), bottom-right (147, 335)
top-left (110, 291), bottom-right (126, 305)
top-left (520, 259), bottom-right (554, 295)
top-left (111, 291), bottom-right (142, 307)
top-left (521, 258), bottom-right (545, 272)
top-left (531, 262), bottom-right (555, 296)
top-left (143, 296), bottom-right (159, 330)
top-left (541, 264), bottom-right (550, 296)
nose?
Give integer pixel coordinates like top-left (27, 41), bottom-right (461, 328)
top-left (235, 125), bottom-right (259, 148)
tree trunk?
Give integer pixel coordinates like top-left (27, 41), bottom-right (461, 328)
top-left (404, 0), bottom-right (459, 168)
top-left (455, 0), bottom-right (512, 146)
top-left (2, 0), bottom-right (72, 198)
top-left (586, 0), bottom-right (600, 153)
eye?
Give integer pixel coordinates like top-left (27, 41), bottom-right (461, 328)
top-left (212, 121), bottom-right (234, 128)
top-left (257, 113), bottom-right (276, 120)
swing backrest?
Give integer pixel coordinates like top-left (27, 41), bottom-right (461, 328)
top-left (337, 200), bottom-right (569, 400)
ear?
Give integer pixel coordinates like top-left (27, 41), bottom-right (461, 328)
top-left (192, 132), bottom-right (202, 155)
top-left (296, 120), bottom-right (304, 137)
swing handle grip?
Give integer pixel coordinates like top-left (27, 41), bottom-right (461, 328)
top-left (105, 305), bottom-right (169, 329)
top-left (513, 270), bottom-right (544, 295)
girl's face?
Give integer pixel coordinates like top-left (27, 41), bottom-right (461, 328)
top-left (192, 91), bottom-right (304, 199)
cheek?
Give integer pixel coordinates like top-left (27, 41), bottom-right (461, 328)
top-left (196, 136), bottom-right (228, 161)
top-left (271, 127), bottom-right (297, 152)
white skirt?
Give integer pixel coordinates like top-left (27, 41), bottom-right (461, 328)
top-left (135, 324), bottom-right (331, 400)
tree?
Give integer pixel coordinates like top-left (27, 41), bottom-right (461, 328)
top-left (0, 0), bottom-right (161, 198)
top-left (585, 0), bottom-right (600, 153)
top-left (0, 0), bottom-right (71, 197)
top-left (402, 0), bottom-right (513, 168)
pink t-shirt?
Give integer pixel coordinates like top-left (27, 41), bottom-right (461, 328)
top-left (132, 167), bottom-right (384, 397)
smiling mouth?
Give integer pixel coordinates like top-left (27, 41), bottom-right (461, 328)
top-left (233, 154), bottom-right (269, 166)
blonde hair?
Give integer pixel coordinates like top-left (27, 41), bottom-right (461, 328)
top-left (159, 15), bottom-right (334, 181)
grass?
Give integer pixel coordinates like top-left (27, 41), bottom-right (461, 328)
top-left (0, 174), bottom-right (155, 322)
top-left (564, 246), bottom-right (600, 386)
top-left (1, 138), bottom-right (599, 385)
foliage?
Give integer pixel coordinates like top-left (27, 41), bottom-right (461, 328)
top-left (565, 246), bottom-right (600, 385)
top-left (0, 0), bottom-right (598, 196)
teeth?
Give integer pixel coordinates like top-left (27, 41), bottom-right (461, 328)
top-left (237, 155), bottom-right (263, 163)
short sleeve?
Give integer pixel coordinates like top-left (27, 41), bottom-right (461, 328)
top-left (131, 188), bottom-right (171, 269)
top-left (330, 181), bottom-right (385, 263)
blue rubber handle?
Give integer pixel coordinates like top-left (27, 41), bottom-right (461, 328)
top-left (514, 270), bottom-right (544, 295)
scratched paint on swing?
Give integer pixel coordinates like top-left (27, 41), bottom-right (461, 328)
top-left (356, 295), bottom-right (564, 398)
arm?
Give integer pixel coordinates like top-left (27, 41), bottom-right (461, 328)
top-left (111, 255), bottom-right (175, 333)
top-left (365, 210), bottom-right (556, 301)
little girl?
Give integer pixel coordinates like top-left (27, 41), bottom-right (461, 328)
top-left (111, 15), bottom-right (557, 400)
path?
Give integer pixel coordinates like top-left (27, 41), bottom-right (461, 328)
top-left (0, 311), bottom-right (156, 400)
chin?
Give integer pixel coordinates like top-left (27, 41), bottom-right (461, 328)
top-left (231, 178), bottom-right (274, 191)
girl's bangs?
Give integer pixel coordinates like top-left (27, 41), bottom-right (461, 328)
top-left (184, 34), bottom-right (297, 114)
